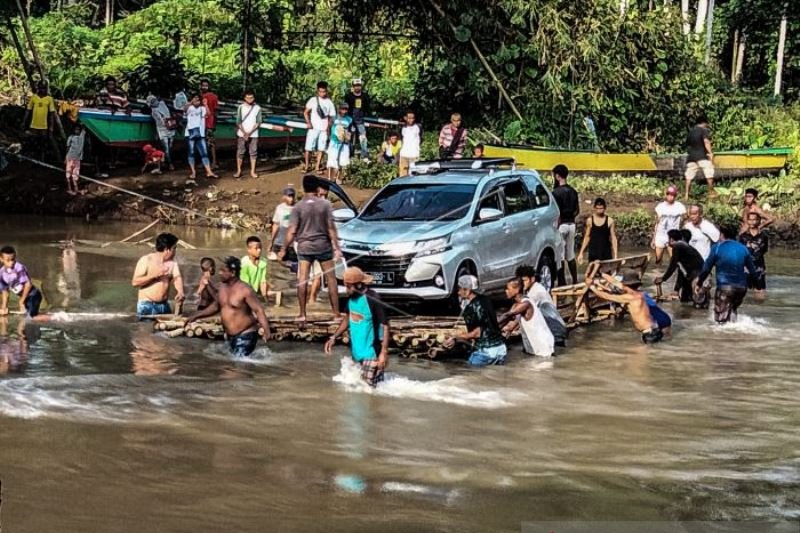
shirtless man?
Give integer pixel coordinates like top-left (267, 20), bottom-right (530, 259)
top-left (740, 188), bottom-right (774, 233)
top-left (131, 233), bottom-right (184, 318)
top-left (589, 273), bottom-right (671, 344)
top-left (185, 257), bottom-right (270, 357)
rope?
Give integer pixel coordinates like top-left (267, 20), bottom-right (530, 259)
top-left (14, 153), bottom-right (249, 230)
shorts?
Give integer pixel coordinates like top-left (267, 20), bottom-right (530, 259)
top-left (641, 328), bottom-right (664, 344)
top-left (467, 343), bottom-right (508, 367)
top-left (237, 136), bottom-right (258, 159)
top-left (359, 358), bottom-right (385, 387)
top-left (298, 250), bottom-right (333, 264)
top-left (398, 156), bottom-right (418, 176)
top-left (714, 285), bottom-right (747, 324)
top-left (272, 243), bottom-right (297, 261)
top-left (66, 159), bottom-right (81, 179)
top-left (206, 127), bottom-right (215, 147)
top-left (692, 279), bottom-right (711, 309)
top-left (685, 159), bottom-right (715, 180)
top-left (558, 223), bottom-right (576, 262)
top-left (649, 305), bottom-right (672, 330)
top-left (228, 330), bottom-right (259, 358)
top-left (326, 144), bottom-right (350, 169)
top-left (654, 231), bottom-right (670, 248)
top-left (750, 270), bottom-right (766, 291)
top-left (137, 300), bottom-right (171, 319)
top-left (23, 287), bottom-right (43, 318)
top-left (305, 130), bottom-right (328, 152)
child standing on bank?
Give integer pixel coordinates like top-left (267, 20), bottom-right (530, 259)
top-left (0, 246), bottom-right (43, 318)
top-left (65, 124), bottom-right (86, 195)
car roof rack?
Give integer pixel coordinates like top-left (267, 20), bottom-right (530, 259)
top-left (409, 158), bottom-right (516, 175)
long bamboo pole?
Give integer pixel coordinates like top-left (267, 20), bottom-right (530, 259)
top-left (734, 32), bottom-right (746, 83)
top-left (730, 29), bottom-right (739, 83)
top-left (427, 0), bottom-right (524, 122)
top-left (703, 0), bottom-right (715, 64)
top-left (681, 0), bottom-right (690, 35)
top-left (3, 16), bottom-right (35, 90)
top-left (773, 6), bottom-right (788, 96)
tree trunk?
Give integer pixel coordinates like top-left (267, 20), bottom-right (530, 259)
top-left (703, 0), bottom-right (715, 63)
top-left (105, 0), bottom-right (113, 27)
top-left (730, 29), bottom-right (739, 82)
top-left (619, 0), bottom-right (629, 15)
top-left (774, 7), bottom-right (788, 96)
top-left (734, 32), bottom-right (746, 84)
top-left (3, 17), bottom-right (35, 90)
top-left (694, 0), bottom-right (708, 35)
top-left (681, 0), bottom-right (690, 35)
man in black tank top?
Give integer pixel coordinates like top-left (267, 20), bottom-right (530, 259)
top-left (577, 197), bottom-right (618, 264)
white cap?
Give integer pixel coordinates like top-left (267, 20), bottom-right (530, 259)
top-left (458, 275), bottom-right (479, 291)
top-left (352, 78), bottom-right (363, 86)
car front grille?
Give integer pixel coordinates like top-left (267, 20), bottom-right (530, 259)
top-left (343, 252), bottom-right (415, 286)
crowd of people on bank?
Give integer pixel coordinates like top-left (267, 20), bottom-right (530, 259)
top-left (21, 77), bottom-right (485, 192)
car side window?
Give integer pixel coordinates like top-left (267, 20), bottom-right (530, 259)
top-left (535, 184), bottom-right (550, 207)
top-left (476, 186), bottom-right (502, 220)
top-left (502, 180), bottom-right (531, 215)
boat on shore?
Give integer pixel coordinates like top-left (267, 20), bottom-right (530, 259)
top-left (484, 144), bottom-right (793, 178)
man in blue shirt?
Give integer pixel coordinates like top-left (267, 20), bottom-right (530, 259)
top-left (324, 267), bottom-right (390, 387)
top-left (696, 225), bottom-right (757, 324)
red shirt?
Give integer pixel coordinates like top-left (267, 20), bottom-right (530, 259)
top-left (202, 91), bottom-right (219, 129)
top-left (145, 150), bottom-right (165, 163)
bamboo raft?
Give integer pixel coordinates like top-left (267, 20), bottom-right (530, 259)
top-left (153, 254), bottom-right (650, 358)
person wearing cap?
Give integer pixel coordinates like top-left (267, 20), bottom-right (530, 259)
top-left (652, 185), bottom-right (686, 264)
top-left (304, 81), bottom-right (336, 173)
top-left (141, 143), bottom-right (165, 175)
top-left (270, 187), bottom-right (296, 260)
top-left (444, 275), bottom-right (507, 367)
top-left (327, 102), bottom-right (353, 184)
top-left (147, 94), bottom-right (176, 171)
top-left (324, 267), bottom-right (390, 387)
top-left (590, 273), bottom-right (671, 344)
top-left (185, 256), bottom-right (271, 357)
top-left (344, 78), bottom-right (371, 161)
top-left (278, 174), bottom-right (343, 321)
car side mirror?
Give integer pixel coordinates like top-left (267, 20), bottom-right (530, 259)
top-left (478, 207), bottom-right (503, 221)
top-left (333, 208), bottom-right (356, 222)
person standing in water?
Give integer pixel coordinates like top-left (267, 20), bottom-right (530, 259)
top-left (551, 164), bottom-right (580, 285)
top-left (324, 267), bottom-right (390, 387)
top-left (738, 212), bottom-right (769, 297)
top-left (740, 188), bottom-right (774, 233)
top-left (651, 185), bottom-right (686, 264)
top-left (444, 275), bottom-right (507, 366)
top-left (185, 257), bottom-right (270, 358)
top-left (684, 204), bottom-right (720, 261)
top-left (589, 274), bottom-right (671, 344)
top-left (499, 278), bottom-right (554, 357)
top-left (655, 229), bottom-right (707, 306)
top-left (0, 246), bottom-right (44, 318)
top-left (131, 233), bottom-right (184, 318)
top-left (577, 197), bottom-right (618, 264)
top-left (696, 225), bottom-right (757, 324)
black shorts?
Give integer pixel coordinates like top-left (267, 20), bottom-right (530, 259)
top-left (641, 328), bottom-right (664, 344)
top-left (714, 286), bottom-right (747, 324)
top-left (749, 272), bottom-right (766, 291)
top-left (298, 250), bottom-right (333, 263)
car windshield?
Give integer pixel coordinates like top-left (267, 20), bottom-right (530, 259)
top-left (359, 183), bottom-right (477, 222)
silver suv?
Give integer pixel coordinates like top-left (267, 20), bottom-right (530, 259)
top-left (332, 159), bottom-right (561, 303)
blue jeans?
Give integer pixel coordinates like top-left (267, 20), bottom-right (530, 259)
top-left (352, 123), bottom-right (368, 159)
top-left (228, 330), bottom-right (259, 358)
top-left (160, 135), bottom-right (174, 165)
top-left (187, 134), bottom-right (210, 168)
top-left (467, 343), bottom-right (508, 367)
top-left (137, 300), bottom-right (171, 319)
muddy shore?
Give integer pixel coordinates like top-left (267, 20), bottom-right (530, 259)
top-left (3, 156), bottom-right (799, 248)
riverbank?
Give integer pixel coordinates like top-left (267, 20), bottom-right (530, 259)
top-left (3, 157), bottom-right (800, 247)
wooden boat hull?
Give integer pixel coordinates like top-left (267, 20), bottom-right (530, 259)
top-left (484, 144), bottom-right (792, 178)
top-left (78, 108), bottom-right (306, 149)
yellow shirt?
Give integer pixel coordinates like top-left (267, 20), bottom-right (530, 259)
top-left (27, 94), bottom-right (55, 130)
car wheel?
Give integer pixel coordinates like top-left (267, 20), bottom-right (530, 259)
top-left (537, 254), bottom-right (555, 292)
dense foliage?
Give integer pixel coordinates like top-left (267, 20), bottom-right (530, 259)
top-left (0, 0), bottom-right (797, 153)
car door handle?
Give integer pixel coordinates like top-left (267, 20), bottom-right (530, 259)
top-left (501, 223), bottom-right (511, 234)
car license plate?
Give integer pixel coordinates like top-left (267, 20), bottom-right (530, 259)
top-left (368, 272), bottom-right (394, 285)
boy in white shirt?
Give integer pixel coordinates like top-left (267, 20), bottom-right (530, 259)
top-left (398, 110), bottom-right (422, 176)
top-left (303, 81), bottom-right (336, 173)
top-left (651, 185), bottom-right (686, 264)
top-left (234, 89), bottom-right (263, 179)
top-left (270, 187), bottom-right (296, 261)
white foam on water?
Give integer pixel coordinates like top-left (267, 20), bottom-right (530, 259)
top-left (332, 358), bottom-right (519, 409)
top-left (201, 342), bottom-right (278, 365)
top-left (708, 314), bottom-right (774, 335)
top-left (46, 311), bottom-right (132, 322)
top-left (380, 481), bottom-right (462, 504)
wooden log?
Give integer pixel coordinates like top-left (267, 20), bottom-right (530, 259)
top-left (193, 326), bottom-right (205, 337)
top-left (165, 328), bottom-right (185, 338)
top-left (186, 328), bottom-right (195, 338)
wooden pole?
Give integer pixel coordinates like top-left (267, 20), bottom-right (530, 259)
top-left (734, 32), bottom-right (746, 84)
top-left (3, 16), bottom-right (35, 89)
top-left (427, 0), bottom-right (524, 122)
top-left (774, 6), bottom-right (788, 96)
top-left (703, 0), bottom-right (715, 64)
top-left (694, 0), bottom-right (708, 35)
top-left (730, 29), bottom-right (739, 83)
top-left (680, 0), bottom-right (690, 35)
top-left (14, 0), bottom-right (45, 82)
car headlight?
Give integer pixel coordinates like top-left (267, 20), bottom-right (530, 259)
top-left (413, 236), bottom-right (450, 257)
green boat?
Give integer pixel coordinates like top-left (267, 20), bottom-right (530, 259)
top-left (78, 107), bottom-right (306, 149)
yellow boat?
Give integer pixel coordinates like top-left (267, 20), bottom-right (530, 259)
top-left (483, 144), bottom-right (793, 178)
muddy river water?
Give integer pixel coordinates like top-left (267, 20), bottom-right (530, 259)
top-left (0, 216), bottom-right (798, 532)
